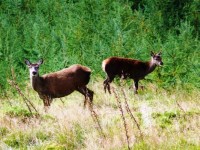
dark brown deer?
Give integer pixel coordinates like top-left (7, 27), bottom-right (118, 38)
top-left (25, 59), bottom-right (93, 109)
top-left (102, 51), bottom-right (163, 94)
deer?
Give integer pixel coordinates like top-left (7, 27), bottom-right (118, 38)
top-left (25, 59), bottom-right (94, 110)
top-left (102, 51), bottom-right (163, 94)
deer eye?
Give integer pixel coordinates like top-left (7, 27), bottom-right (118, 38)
top-left (154, 56), bottom-right (161, 61)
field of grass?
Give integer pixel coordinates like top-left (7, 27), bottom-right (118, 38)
top-left (0, 79), bottom-right (199, 150)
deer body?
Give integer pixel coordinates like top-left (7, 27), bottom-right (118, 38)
top-left (102, 52), bottom-right (163, 94)
top-left (25, 59), bottom-right (93, 108)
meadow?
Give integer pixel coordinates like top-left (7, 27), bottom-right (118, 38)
top-left (0, 80), bottom-right (200, 149)
top-left (0, 0), bottom-right (200, 149)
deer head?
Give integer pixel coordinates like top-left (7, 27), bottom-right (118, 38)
top-left (150, 51), bottom-right (163, 66)
top-left (25, 59), bottom-right (43, 77)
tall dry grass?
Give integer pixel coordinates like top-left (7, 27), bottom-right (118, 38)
top-left (0, 79), bottom-right (200, 149)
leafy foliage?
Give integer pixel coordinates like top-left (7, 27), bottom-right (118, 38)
top-left (0, 0), bottom-right (199, 96)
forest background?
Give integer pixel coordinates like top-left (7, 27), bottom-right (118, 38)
top-left (0, 0), bottom-right (199, 96)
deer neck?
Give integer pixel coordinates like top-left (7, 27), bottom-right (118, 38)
top-left (30, 74), bottom-right (43, 92)
top-left (146, 59), bottom-right (157, 75)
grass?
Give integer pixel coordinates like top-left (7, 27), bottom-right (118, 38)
top-left (0, 79), bottom-right (199, 150)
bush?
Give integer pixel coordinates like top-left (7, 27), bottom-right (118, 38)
top-left (5, 106), bottom-right (34, 118)
top-left (0, 0), bottom-right (199, 96)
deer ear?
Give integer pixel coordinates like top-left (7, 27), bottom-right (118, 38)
top-left (25, 59), bottom-right (31, 66)
top-left (158, 51), bottom-right (162, 56)
top-left (37, 59), bottom-right (43, 65)
top-left (150, 51), bottom-right (155, 57)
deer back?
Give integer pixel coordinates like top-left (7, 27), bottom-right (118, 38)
top-left (103, 57), bottom-right (149, 80)
top-left (38, 64), bottom-right (91, 98)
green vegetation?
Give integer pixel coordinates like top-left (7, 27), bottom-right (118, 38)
top-left (5, 106), bottom-right (34, 117)
top-left (0, 0), bottom-right (199, 149)
top-left (0, 0), bottom-right (199, 95)
top-left (4, 131), bottom-right (32, 149)
top-left (152, 111), bottom-right (181, 128)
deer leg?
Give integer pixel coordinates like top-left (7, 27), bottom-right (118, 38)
top-left (107, 76), bottom-right (114, 94)
top-left (42, 95), bottom-right (52, 112)
top-left (47, 97), bottom-right (53, 106)
top-left (86, 88), bottom-right (94, 107)
top-left (103, 76), bottom-right (114, 94)
top-left (48, 97), bottom-right (53, 106)
top-left (77, 86), bottom-right (93, 108)
top-left (103, 78), bottom-right (109, 93)
top-left (43, 98), bottom-right (49, 112)
top-left (134, 80), bottom-right (139, 94)
top-left (43, 99), bottom-right (48, 107)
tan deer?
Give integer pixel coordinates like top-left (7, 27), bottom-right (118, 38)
top-left (25, 59), bottom-right (93, 109)
top-left (102, 51), bottom-right (163, 94)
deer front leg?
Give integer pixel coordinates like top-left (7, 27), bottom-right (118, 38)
top-left (77, 86), bottom-right (93, 108)
top-left (42, 98), bottom-right (49, 112)
top-left (86, 88), bottom-right (94, 108)
top-left (42, 95), bottom-right (52, 112)
top-left (134, 80), bottom-right (139, 94)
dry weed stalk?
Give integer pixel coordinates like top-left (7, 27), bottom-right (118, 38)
top-left (121, 88), bottom-right (143, 138)
top-left (175, 100), bottom-right (185, 113)
top-left (8, 68), bottom-right (39, 115)
top-left (112, 87), bottom-right (130, 150)
top-left (88, 99), bottom-right (106, 138)
top-left (59, 98), bottom-right (65, 106)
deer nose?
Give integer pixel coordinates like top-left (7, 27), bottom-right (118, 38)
top-left (32, 71), bottom-right (37, 75)
top-left (160, 62), bottom-right (163, 66)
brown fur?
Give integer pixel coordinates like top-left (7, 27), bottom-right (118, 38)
top-left (25, 59), bottom-right (93, 108)
top-left (102, 52), bottom-right (163, 94)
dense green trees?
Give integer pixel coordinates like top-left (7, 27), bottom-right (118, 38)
top-left (0, 0), bottom-right (199, 96)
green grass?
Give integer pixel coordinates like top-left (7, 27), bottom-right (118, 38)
top-left (152, 111), bottom-right (180, 129)
top-left (5, 106), bottom-right (35, 118)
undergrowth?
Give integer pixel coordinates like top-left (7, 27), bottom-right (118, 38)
top-left (0, 81), bottom-right (199, 149)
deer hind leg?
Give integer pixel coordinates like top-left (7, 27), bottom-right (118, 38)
top-left (103, 78), bottom-right (109, 93)
top-left (103, 76), bottom-right (114, 94)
